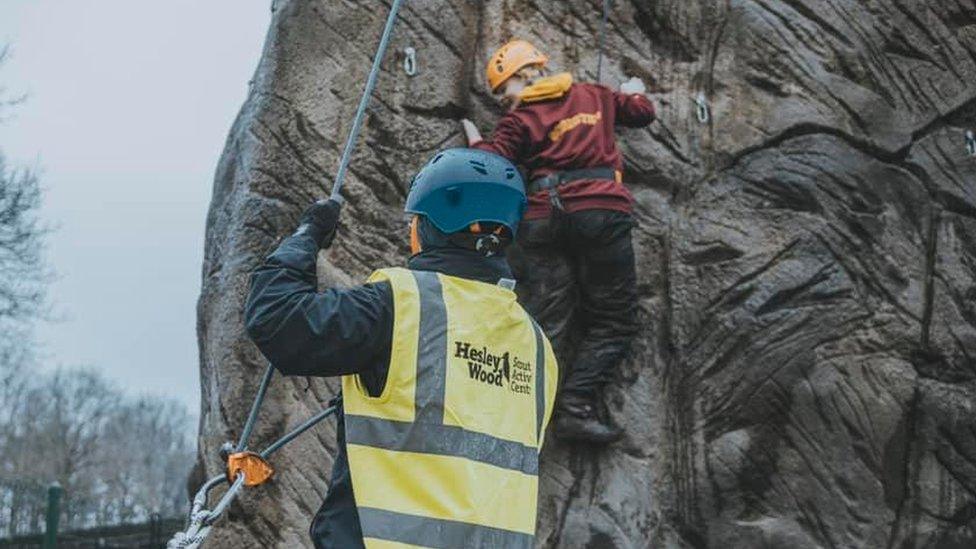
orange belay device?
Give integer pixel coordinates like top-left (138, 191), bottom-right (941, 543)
top-left (226, 451), bottom-right (275, 487)
top-left (166, 364), bottom-right (340, 549)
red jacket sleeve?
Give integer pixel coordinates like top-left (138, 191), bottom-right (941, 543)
top-left (614, 92), bottom-right (655, 128)
top-left (470, 113), bottom-right (526, 161)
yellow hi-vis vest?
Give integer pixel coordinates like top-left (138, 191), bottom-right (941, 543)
top-left (342, 267), bottom-right (558, 549)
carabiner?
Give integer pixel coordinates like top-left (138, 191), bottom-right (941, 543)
top-left (403, 47), bottom-right (417, 77)
top-left (694, 92), bottom-right (710, 124)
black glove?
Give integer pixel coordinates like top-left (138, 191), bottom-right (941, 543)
top-left (295, 199), bottom-right (342, 249)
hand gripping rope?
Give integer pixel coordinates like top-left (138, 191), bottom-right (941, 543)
top-left (168, 1), bottom-right (406, 546)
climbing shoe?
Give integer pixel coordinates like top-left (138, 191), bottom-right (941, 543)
top-left (554, 395), bottom-right (623, 444)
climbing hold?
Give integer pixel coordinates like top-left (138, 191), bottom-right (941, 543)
top-left (965, 130), bottom-right (975, 156)
top-left (226, 451), bottom-right (275, 487)
top-left (403, 47), bottom-right (417, 77)
top-left (694, 92), bottom-right (710, 124)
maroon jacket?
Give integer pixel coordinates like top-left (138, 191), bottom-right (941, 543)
top-left (472, 82), bottom-right (655, 219)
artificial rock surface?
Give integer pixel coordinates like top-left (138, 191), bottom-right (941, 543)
top-left (196, 1), bottom-right (976, 547)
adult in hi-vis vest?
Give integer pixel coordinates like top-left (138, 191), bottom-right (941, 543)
top-left (245, 148), bottom-right (558, 548)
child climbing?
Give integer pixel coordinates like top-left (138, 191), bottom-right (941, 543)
top-left (461, 39), bottom-right (654, 444)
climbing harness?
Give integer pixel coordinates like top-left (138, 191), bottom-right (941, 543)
top-left (403, 46), bottom-right (418, 76)
top-left (529, 167), bottom-right (620, 212)
top-left (966, 130), bottom-right (975, 156)
top-left (596, 0), bottom-right (612, 83)
top-left (694, 91), bottom-right (710, 124)
top-left (169, 1), bottom-right (407, 546)
top-left (330, 0), bottom-right (407, 202)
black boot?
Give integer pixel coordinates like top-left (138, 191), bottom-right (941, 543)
top-left (554, 393), bottom-right (622, 444)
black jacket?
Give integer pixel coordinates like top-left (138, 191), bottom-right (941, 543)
top-left (244, 230), bottom-right (514, 548)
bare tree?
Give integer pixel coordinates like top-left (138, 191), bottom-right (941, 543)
top-left (0, 45), bottom-right (27, 121)
top-left (0, 368), bottom-right (194, 536)
top-left (0, 43), bottom-right (48, 418)
top-left (0, 155), bottom-right (47, 339)
top-left (0, 44), bottom-right (55, 537)
top-left (99, 396), bottom-right (195, 522)
top-left (0, 358), bottom-right (41, 537)
top-left (0, 43), bottom-right (48, 367)
top-left (0, 368), bottom-right (113, 534)
top-left (0, 44), bottom-right (193, 538)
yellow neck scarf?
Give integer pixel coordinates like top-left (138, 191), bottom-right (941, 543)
top-left (518, 73), bottom-right (574, 104)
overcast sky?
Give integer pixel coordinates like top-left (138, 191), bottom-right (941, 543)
top-left (0, 1), bottom-right (270, 409)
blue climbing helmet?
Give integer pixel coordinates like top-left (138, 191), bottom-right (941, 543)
top-left (405, 148), bottom-right (527, 236)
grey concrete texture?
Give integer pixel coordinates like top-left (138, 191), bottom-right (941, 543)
top-left (195, 0), bottom-right (976, 547)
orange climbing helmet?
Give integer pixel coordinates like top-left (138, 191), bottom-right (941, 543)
top-left (486, 39), bottom-right (548, 92)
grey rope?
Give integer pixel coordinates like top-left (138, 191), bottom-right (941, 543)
top-left (330, 0), bottom-right (407, 201)
top-left (236, 0), bottom-right (408, 459)
top-left (596, 0), bottom-right (611, 83)
top-left (261, 403), bottom-right (339, 458)
top-left (235, 363), bottom-right (274, 452)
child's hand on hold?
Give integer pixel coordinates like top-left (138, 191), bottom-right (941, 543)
top-left (460, 118), bottom-right (483, 146)
top-left (619, 76), bottom-right (647, 96)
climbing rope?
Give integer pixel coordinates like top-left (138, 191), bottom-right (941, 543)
top-left (169, 1), bottom-right (407, 545)
top-left (167, 399), bottom-right (340, 549)
top-left (596, 0), bottom-right (612, 83)
top-left (234, 363), bottom-right (274, 453)
top-left (330, 0), bottom-right (407, 201)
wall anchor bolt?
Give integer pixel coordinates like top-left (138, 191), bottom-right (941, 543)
top-left (403, 47), bottom-right (417, 77)
top-left (694, 92), bottom-right (710, 124)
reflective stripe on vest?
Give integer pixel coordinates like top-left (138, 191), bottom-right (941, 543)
top-left (342, 268), bottom-right (558, 549)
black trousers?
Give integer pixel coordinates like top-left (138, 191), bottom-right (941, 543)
top-left (509, 209), bottom-right (639, 400)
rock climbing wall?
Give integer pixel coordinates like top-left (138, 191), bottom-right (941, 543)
top-left (196, 0), bottom-right (976, 547)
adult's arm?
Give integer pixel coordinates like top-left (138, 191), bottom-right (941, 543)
top-left (244, 217), bottom-right (394, 379)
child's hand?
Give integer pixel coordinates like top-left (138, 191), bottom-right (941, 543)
top-left (620, 77), bottom-right (647, 95)
top-left (461, 118), bottom-right (483, 146)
